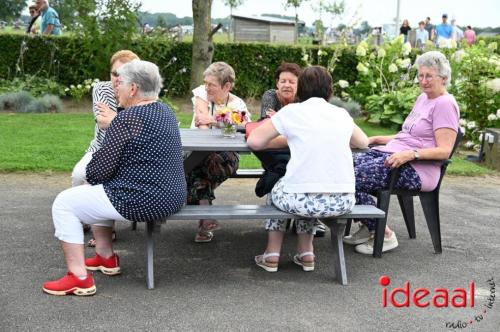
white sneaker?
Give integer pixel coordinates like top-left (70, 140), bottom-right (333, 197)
top-left (343, 225), bottom-right (371, 245)
top-left (355, 232), bottom-right (399, 255)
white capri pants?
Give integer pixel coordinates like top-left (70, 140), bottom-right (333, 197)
top-left (71, 152), bottom-right (93, 187)
top-left (52, 184), bottom-right (127, 244)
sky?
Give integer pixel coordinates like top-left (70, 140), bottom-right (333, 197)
top-left (139, 0), bottom-right (500, 28)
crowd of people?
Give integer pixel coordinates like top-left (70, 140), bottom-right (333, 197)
top-left (42, 46), bottom-right (460, 296)
top-left (400, 14), bottom-right (476, 48)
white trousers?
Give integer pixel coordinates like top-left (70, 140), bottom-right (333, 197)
top-left (52, 184), bottom-right (127, 244)
top-left (71, 152), bottom-right (93, 187)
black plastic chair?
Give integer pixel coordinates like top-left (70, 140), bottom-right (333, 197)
top-left (346, 129), bottom-right (464, 258)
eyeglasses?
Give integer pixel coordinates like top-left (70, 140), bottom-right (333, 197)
top-left (111, 71), bottom-right (119, 77)
top-left (417, 74), bottom-right (441, 82)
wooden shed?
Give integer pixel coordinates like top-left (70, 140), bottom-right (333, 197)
top-left (232, 14), bottom-right (297, 44)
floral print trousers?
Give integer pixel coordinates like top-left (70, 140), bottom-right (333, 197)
top-left (186, 151), bottom-right (239, 205)
top-left (354, 150), bottom-right (422, 231)
top-left (266, 178), bottom-right (356, 235)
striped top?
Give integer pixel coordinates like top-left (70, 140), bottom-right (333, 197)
top-left (86, 81), bottom-right (118, 153)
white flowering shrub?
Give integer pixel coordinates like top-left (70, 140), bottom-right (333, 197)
top-left (66, 78), bottom-right (99, 102)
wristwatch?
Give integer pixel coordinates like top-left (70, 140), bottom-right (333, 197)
top-left (413, 149), bottom-right (420, 160)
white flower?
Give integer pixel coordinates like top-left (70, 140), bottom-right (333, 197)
top-left (369, 53), bottom-right (376, 60)
top-left (356, 63), bottom-right (369, 75)
top-left (399, 58), bottom-right (411, 69)
top-left (355, 81), bottom-right (360, 86)
top-left (497, 109), bottom-right (500, 118)
top-left (377, 48), bottom-right (386, 58)
top-left (466, 121), bottom-right (476, 129)
top-left (64, 88), bottom-right (69, 92)
top-left (70, 85), bottom-right (75, 89)
top-left (459, 119), bottom-right (467, 126)
top-left (402, 42), bottom-right (412, 56)
top-left (302, 53), bottom-right (309, 62)
top-left (77, 84), bottom-right (82, 89)
top-left (338, 80), bottom-right (349, 88)
top-left (488, 114), bottom-right (498, 121)
top-left (452, 50), bottom-right (465, 62)
top-left (464, 141), bottom-right (474, 148)
top-left (485, 78), bottom-right (500, 92)
top-left (388, 63), bottom-right (398, 73)
top-left (318, 49), bottom-right (326, 56)
top-left (370, 82), bottom-right (377, 88)
top-left (488, 42), bottom-right (498, 51)
top-left (450, 40), bottom-right (457, 49)
top-left (85, 85), bottom-right (91, 90)
top-left (341, 91), bottom-right (349, 98)
top-left (356, 45), bottom-right (367, 57)
top-left (94, 78), bottom-right (100, 83)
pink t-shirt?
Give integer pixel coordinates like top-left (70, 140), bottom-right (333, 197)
top-left (375, 93), bottom-right (460, 191)
top-left (464, 29), bottom-right (476, 45)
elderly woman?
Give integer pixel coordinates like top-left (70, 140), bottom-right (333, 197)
top-left (43, 60), bottom-right (186, 296)
top-left (344, 51), bottom-right (460, 255)
top-left (72, 50), bottom-right (139, 246)
top-left (260, 62), bottom-right (301, 118)
top-left (188, 62), bottom-right (249, 243)
top-left (248, 66), bottom-right (369, 272)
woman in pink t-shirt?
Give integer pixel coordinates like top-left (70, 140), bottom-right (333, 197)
top-left (344, 51), bottom-right (460, 255)
top-left (464, 26), bottom-right (476, 45)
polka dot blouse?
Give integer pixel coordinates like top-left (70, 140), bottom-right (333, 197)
top-left (86, 102), bottom-right (187, 222)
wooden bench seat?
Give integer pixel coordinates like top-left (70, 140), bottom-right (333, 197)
top-left (143, 204), bottom-right (385, 289)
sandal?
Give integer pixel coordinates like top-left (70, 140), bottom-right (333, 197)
top-left (87, 230), bottom-right (116, 248)
top-left (194, 230), bottom-right (213, 243)
top-left (293, 251), bottom-right (315, 272)
top-left (254, 252), bottom-right (280, 272)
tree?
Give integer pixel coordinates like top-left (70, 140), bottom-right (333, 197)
top-left (0, 0), bottom-right (26, 22)
top-left (223, 0), bottom-right (244, 41)
top-left (190, 0), bottom-right (222, 89)
top-left (311, 0), bottom-right (345, 43)
top-left (284, 0), bottom-right (308, 42)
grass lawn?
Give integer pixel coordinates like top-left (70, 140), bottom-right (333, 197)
top-left (0, 112), bottom-right (494, 176)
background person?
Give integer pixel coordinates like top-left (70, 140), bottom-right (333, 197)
top-left (43, 60), bottom-right (186, 296)
top-left (435, 14), bottom-right (452, 46)
top-left (415, 21), bottom-right (429, 48)
top-left (188, 61), bottom-right (249, 243)
top-left (26, 4), bottom-right (41, 34)
top-left (424, 17), bottom-right (434, 42)
top-left (248, 66), bottom-right (369, 272)
top-left (71, 50), bottom-right (139, 246)
top-left (344, 51), bottom-right (460, 255)
top-left (464, 25), bottom-right (476, 45)
top-left (399, 19), bottom-right (411, 43)
top-left (36, 0), bottom-right (61, 35)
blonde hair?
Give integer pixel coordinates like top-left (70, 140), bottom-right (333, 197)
top-left (110, 50), bottom-right (140, 66)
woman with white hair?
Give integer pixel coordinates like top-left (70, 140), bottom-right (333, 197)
top-left (344, 51), bottom-right (460, 255)
top-left (188, 61), bottom-right (249, 243)
top-left (43, 60), bottom-right (186, 296)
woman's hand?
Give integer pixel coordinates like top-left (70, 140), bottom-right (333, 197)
top-left (95, 102), bottom-right (116, 129)
top-left (195, 112), bottom-right (216, 128)
top-left (384, 150), bottom-right (415, 168)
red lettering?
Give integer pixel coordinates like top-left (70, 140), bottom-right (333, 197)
top-left (390, 281), bottom-right (410, 307)
top-left (382, 287), bottom-right (387, 307)
top-left (413, 288), bottom-right (430, 307)
top-left (432, 288), bottom-right (449, 307)
top-left (451, 289), bottom-right (467, 307)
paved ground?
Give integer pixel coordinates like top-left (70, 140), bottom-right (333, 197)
top-left (1, 173), bottom-right (499, 331)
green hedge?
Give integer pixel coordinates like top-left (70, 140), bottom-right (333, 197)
top-left (0, 33), bottom-right (358, 98)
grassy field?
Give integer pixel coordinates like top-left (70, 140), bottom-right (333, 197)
top-left (0, 112), bottom-right (494, 176)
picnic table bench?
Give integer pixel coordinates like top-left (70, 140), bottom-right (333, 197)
top-left (143, 204), bottom-right (385, 289)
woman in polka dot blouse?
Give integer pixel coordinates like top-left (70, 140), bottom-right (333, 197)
top-left (43, 60), bottom-right (186, 296)
top-left (189, 62), bottom-right (250, 243)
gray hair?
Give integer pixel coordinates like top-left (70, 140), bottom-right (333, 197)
top-left (203, 61), bottom-right (235, 87)
top-left (117, 60), bottom-right (163, 99)
top-left (415, 51), bottom-right (452, 86)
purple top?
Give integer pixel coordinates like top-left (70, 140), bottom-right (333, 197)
top-left (375, 93), bottom-right (460, 191)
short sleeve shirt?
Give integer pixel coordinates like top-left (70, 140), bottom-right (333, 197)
top-left (41, 7), bottom-right (61, 35)
top-left (375, 93), bottom-right (459, 191)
